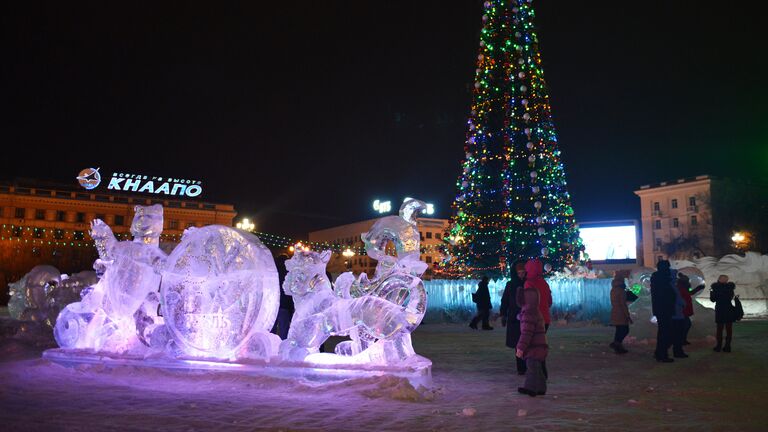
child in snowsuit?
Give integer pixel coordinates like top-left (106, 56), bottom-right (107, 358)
top-left (516, 287), bottom-right (548, 397)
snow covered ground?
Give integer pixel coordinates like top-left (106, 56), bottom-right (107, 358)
top-left (1, 318), bottom-right (767, 431)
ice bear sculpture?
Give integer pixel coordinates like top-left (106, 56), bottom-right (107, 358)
top-left (279, 199), bottom-right (429, 365)
top-left (55, 205), bottom-right (168, 351)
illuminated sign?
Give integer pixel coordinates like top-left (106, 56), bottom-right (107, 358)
top-left (404, 197), bottom-right (435, 215)
top-left (579, 224), bottom-right (637, 262)
top-left (373, 200), bottom-right (392, 214)
top-left (76, 168), bottom-right (102, 190)
top-left (77, 168), bottom-right (203, 197)
top-left (373, 198), bottom-right (435, 215)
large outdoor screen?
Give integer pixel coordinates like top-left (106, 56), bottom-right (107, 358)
top-left (579, 225), bottom-right (637, 262)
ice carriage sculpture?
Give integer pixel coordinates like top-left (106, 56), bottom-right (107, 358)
top-left (43, 201), bottom-right (432, 387)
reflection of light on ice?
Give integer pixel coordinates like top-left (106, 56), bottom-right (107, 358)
top-left (424, 278), bottom-right (615, 322)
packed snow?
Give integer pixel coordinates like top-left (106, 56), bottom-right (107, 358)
top-left (1, 313), bottom-right (766, 431)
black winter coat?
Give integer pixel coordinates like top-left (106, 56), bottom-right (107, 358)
top-left (710, 282), bottom-right (736, 324)
top-left (500, 277), bottom-right (524, 348)
top-left (650, 270), bottom-right (676, 320)
top-left (474, 280), bottom-right (492, 310)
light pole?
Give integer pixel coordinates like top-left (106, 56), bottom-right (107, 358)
top-left (236, 218), bottom-right (255, 232)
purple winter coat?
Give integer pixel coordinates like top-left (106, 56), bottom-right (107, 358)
top-left (516, 287), bottom-right (549, 361)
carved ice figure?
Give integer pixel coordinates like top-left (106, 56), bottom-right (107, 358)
top-left (280, 199), bottom-right (429, 365)
top-left (7, 265), bottom-right (61, 324)
top-left (672, 252), bottom-right (768, 316)
top-left (161, 225), bottom-right (281, 359)
top-left (54, 205), bottom-right (167, 351)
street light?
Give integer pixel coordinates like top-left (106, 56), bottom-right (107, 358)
top-left (342, 247), bottom-right (355, 269)
top-left (236, 218), bottom-right (255, 232)
top-left (732, 231), bottom-right (749, 250)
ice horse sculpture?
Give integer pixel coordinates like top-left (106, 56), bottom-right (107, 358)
top-left (53, 204), bottom-right (280, 359)
top-left (280, 199), bottom-right (429, 366)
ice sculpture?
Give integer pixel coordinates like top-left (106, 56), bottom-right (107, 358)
top-left (55, 204), bottom-right (168, 352)
top-left (53, 204), bottom-right (282, 360)
top-left (161, 225), bottom-right (280, 359)
top-left (673, 252), bottom-right (768, 317)
top-left (7, 266), bottom-right (98, 328)
top-left (8, 265), bottom-right (61, 324)
top-left (279, 199), bottom-right (429, 366)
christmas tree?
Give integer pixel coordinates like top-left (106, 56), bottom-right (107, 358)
top-left (445, 0), bottom-right (580, 278)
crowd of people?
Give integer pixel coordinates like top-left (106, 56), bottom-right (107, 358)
top-left (470, 258), bottom-right (744, 397)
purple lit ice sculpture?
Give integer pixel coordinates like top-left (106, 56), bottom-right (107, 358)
top-left (279, 199), bottom-right (429, 366)
top-left (53, 204), bottom-right (281, 360)
top-left (160, 225), bottom-right (280, 360)
top-left (54, 204), bottom-right (168, 352)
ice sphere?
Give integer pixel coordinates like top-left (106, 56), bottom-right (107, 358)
top-left (161, 226), bottom-right (280, 359)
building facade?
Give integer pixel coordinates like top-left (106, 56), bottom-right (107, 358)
top-left (0, 179), bottom-right (236, 299)
top-left (308, 217), bottom-right (449, 278)
top-left (635, 175), bottom-right (720, 266)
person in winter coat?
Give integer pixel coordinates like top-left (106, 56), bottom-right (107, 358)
top-left (516, 286), bottom-right (549, 397)
top-left (650, 260), bottom-right (676, 362)
top-left (676, 273), bottom-right (705, 345)
top-left (669, 270), bottom-right (689, 359)
top-left (524, 259), bottom-right (553, 331)
top-left (710, 275), bottom-right (736, 352)
top-left (500, 260), bottom-right (527, 374)
top-left (469, 276), bottom-right (493, 330)
top-left (609, 269), bottom-right (632, 354)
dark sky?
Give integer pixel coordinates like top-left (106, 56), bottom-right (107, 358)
top-left (2, 1), bottom-right (765, 238)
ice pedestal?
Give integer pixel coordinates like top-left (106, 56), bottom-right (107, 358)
top-left (42, 348), bottom-right (432, 388)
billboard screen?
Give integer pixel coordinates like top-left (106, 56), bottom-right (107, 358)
top-left (579, 224), bottom-right (637, 262)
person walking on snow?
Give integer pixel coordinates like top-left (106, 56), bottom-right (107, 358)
top-left (710, 275), bottom-right (737, 352)
top-left (676, 273), bottom-right (705, 345)
top-left (650, 260), bottom-right (676, 362)
top-left (469, 276), bottom-right (493, 330)
top-left (524, 259), bottom-right (552, 331)
top-left (516, 286), bottom-right (549, 397)
top-left (670, 269), bottom-right (689, 359)
top-left (609, 269), bottom-right (632, 354)
top-left (500, 260), bottom-right (527, 374)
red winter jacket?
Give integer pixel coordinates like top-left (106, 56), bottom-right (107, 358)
top-left (516, 287), bottom-right (549, 361)
top-left (524, 259), bottom-right (553, 324)
top-left (677, 277), bottom-right (705, 317)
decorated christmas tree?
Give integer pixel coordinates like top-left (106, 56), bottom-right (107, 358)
top-left (445, 0), bottom-right (580, 278)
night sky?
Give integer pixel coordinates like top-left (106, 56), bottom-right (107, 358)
top-left (2, 1), bottom-right (765, 238)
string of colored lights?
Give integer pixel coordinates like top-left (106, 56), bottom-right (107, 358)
top-left (0, 225), bottom-right (450, 256)
top-left (445, 0), bottom-right (582, 278)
